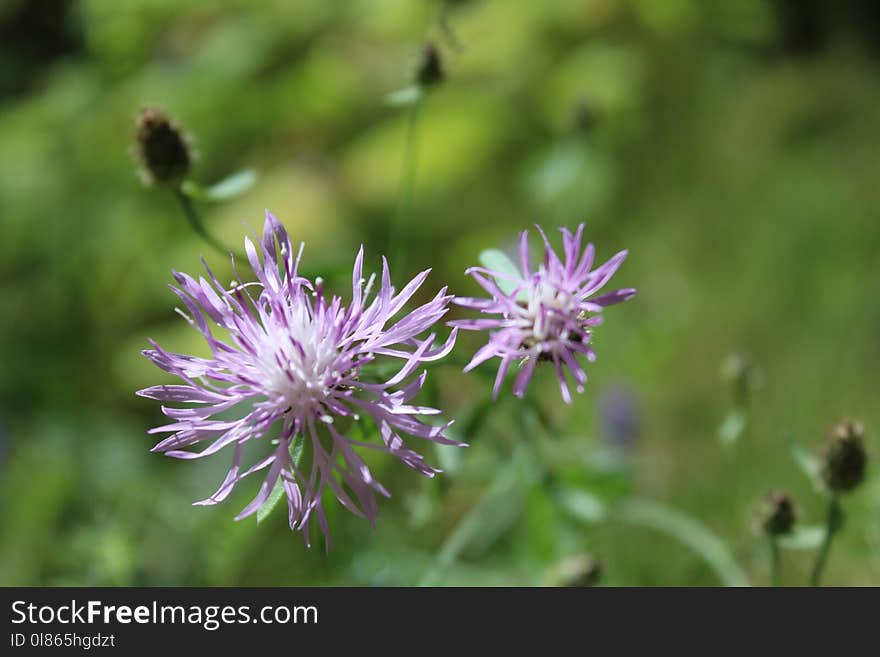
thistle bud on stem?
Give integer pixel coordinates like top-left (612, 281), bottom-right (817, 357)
top-left (761, 492), bottom-right (796, 537)
top-left (134, 107), bottom-right (192, 187)
top-left (822, 419), bottom-right (867, 494)
top-left (416, 42), bottom-right (444, 88)
top-left (809, 419), bottom-right (867, 586)
top-left (760, 492), bottom-right (796, 586)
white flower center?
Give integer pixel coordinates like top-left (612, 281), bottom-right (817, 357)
top-left (261, 305), bottom-right (342, 414)
top-left (523, 271), bottom-right (575, 343)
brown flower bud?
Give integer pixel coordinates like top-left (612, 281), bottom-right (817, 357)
top-left (416, 43), bottom-right (444, 88)
top-left (822, 419), bottom-right (867, 493)
top-left (761, 492), bottom-right (796, 536)
top-left (134, 107), bottom-right (192, 187)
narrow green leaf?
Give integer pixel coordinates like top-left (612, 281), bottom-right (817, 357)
top-left (385, 85), bottom-right (423, 107)
top-left (181, 169), bottom-right (257, 203)
top-left (778, 525), bottom-right (825, 550)
top-left (420, 442), bottom-right (538, 585)
top-left (477, 249), bottom-right (523, 297)
top-left (615, 498), bottom-right (750, 587)
top-left (556, 487), bottom-right (607, 524)
top-left (529, 142), bottom-right (586, 203)
top-left (290, 434), bottom-right (305, 464)
top-left (787, 434), bottom-right (822, 489)
top-left (718, 407), bottom-right (747, 446)
top-left (256, 438), bottom-right (305, 524)
top-left (256, 478), bottom-right (285, 525)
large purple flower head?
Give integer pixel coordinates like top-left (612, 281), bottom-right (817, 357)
top-left (138, 212), bottom-right (459, 547)
top-left (451, 224), bottom-right (635, 403)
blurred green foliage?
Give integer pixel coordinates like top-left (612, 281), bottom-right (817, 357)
top-left (1, 0), bottom-right (879, 586)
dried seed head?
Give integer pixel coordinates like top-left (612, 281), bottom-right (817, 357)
top-left (416, 43), bottom-right (444, 88)
top-left (761, 492), bottom-right (796, 536)
top-left (134, 107), bottom-right (192, 187)
top-left (822, 419), bottom-right (867, 493)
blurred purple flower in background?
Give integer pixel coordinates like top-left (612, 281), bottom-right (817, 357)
top-left (598, 385), bottom-right (639, 453)
top-left (138, 212), bottom-right (459, 546)
top-left (451, 224), bottom-right (635, 403)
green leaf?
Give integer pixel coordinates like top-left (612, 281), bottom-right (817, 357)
top-left (181, 169), bottom-right (257, 202)
top-left (787, 434), bottom-right (822, 489)
top-left (778, 525), bottom-right (825, 550)
top-left (256, 478), bottom-right (285, 525)
top-left (615, 498), bottom-right (750, 587)
top-left (385, 85), bottom-right (423, 107)
top-left (718, 407), bottom-right (747, 446)
top-left (256, 438), bottom-right (305, 524)
top-left (477, 249), bottom-right (524, 297)
top-left (420, 442), bottom-right (539, 585)
top-left (556, 487), bottom-right (607, 524)
top-left (529, 141), bottom-right (587, 203)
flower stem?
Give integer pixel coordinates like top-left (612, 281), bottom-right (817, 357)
top-left (174, 187), bottom-right (231, 257)
top-left (809, 495), bottom-right (841, 587)
top-left (769, 536), bottom-right (781, 586)
top-left (437, 2), bottom-right (463, 52)
top-left (390, 96), bottom-right (423, 273)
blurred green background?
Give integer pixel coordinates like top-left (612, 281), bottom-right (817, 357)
top-left (1, 0), bottom-right (878, 586)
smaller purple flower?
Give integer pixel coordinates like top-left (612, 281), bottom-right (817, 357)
top-left (451, 224), bottom-right (635, 403)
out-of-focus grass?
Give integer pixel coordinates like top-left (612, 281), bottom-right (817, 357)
top-left (1, 0), bottom-right (878, 585)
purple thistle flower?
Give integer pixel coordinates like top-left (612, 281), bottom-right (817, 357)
top-left (451, 224), bottom-right (635, 403)
top-left (138, 211), bottom-right (460, 547)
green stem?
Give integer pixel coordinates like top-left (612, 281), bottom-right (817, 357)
top-left (809, 495), bottom-right (841, 587)
top-left (437, 3), bottom-right (463, 52)
top-left (390, 97), bottom-right (423, 272)
top-left (770, 536), bottom-right (781, 587)
top-left (174, 188), bottom-right (231, 257)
